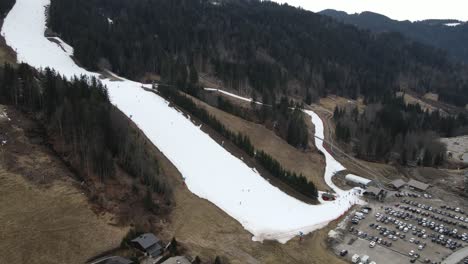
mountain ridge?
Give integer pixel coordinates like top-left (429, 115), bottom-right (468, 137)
top-left (319, 9), bottom-right (468, 64)
top-left (47, 0), bottom-right (468, 107)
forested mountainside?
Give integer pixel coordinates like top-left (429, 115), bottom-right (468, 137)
top-left (48, 0), bottom-right (468, 106)
top-left (0, 63), bottom-right (172, 210)
top-left (0, 0), bottom-right (14, 17)
top-left (333, 96), bottom-right (468, 166)
top-left (320, 9), bottom-right (468, 65)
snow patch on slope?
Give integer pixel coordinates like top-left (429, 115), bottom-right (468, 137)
top-left (205, 88), bottom-right (264, 105)
top-left (48, 37), bottom-right (74, 56)
top-left (2, 0), bottom-right (364, 243)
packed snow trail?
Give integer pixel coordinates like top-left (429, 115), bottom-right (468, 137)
top-left (204, 88), bottom-right (363, 195)
top-left (2, 0), bottom-right (363, 243)
top-left (304, 110), bottom-right (348, 195)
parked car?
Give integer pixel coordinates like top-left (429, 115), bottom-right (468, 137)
top-left (340, 249), bottom-right (348, 256)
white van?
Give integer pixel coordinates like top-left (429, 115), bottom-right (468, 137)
top-left (352, 254), bottom-right (360, 263)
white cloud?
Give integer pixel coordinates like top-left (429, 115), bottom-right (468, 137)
top-left (270, 0), bottom-right (468, 22)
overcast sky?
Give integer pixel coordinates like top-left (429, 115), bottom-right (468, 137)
top-left (270, 0), bottom-right (468, 22)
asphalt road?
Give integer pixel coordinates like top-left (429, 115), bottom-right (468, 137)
top-left (442, 247), bottom-right (468, 264)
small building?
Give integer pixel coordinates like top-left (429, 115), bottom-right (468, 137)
top-left (407, 179), bottom-right (429, 192)
top-left (131, 233), bottom-right (163, 258)
top-left (364, 187), bottom-right (384, 197)
top-left (161, 256), bottom-right (191, 264)
top-left (389, 179), bottom-right (406, 190)
top-left (345, 174), bottom-right (372, 188)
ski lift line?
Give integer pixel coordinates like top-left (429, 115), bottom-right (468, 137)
top-left (314, 134), bottom-right (385, 188)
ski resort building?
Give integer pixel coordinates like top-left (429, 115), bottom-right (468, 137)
top-left (407, 179), bottom-right (430, 192)
top-left (345, 174), bottom-right (372, 188)
top-left (389, 179), bottom-right (406, 190)
top-left (131, 233), bottom-right (163, 257)
top-left (363, 187), bottom-right (384, 197)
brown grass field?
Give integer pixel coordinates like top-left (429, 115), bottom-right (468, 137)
top-left (188, 94), bottom-right (329, 192)
top-left (0, 106), bottom-right (128, 264)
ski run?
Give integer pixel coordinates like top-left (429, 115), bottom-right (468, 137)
top-left (2, 0), bottom-right (364, 243)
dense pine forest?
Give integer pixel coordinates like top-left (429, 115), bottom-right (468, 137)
top-left (212, 95), bottom-right (309, 149)
top-left (0, 0), bottom-right (14, 18)
top-left (333, 95), bottom-right (468, 166)
top-left (48, 0), bottom-right (468, 107)
top-left (0, 63), bottom-right (172, 209)
top-left (320, 10), bottom-right (468, 65)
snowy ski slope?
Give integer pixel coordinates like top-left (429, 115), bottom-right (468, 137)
top-left (2, 0), bottom-right (363, 243)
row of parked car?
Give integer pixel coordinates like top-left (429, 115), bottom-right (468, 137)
top-left (379, 209), bottom-right (465, 251)
top-left (392, 205), bottom-right (468, 243)
top-left (394, 192), bottom-right (430, 199)
top-left (348, 226), bottom-right (394, 248)
top-left (373, 212), bottom-right (443, 264)
top-left (402, 199), bottom-right (468, 228)
top-left (350, 253), bottom-right (376, 264)
top-left (351, 207), bottom-right (372, 224)
top-left (400, 204), bottom-right (467, 229)
top-left (441, 205), bottom-right (465, 215)
top-left (380, 208), bottom-right (425, 234)
top-left (428, 233), bottom-right (463, 250)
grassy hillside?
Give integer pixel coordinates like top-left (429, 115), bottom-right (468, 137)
top-left (0, 105), bottom-right (128, 264)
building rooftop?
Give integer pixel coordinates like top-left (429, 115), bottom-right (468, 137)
top-left (389, 179), bottom-right (406, 189)
top-left (131, 233), bottom-right (160, 250)
top-left (146, 243), bottom-right (163, 257)
top-left (407, 179), bottom-right (429, 191)
top-left (364, 186), bottom-right (383, 196)
top-left (345, 174), bottom-right (372, 186)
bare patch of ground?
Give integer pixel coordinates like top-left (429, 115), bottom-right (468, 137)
top-left (319, 95), bottom-right (366, 114)
top-left (0, 106), bottom-right (128, 264)
top-left (187, 94), bottom-right (328, 192)
top-left (397, 91), bottom-right (447, 115)
top-left (441, 135), bottom-right (468, 165)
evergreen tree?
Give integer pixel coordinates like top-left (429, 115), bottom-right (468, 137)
top-left (193, 256), bottom-right (201, 264)
top-left (47, 0), bottom-right (468, 106)
top-left (189, 64), bottom-right (199, 84)
top-left (168, 237), bottom-right (178, 255)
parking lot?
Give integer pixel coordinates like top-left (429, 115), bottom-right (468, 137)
top-left (332, 189), bottom-right (467, 264)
